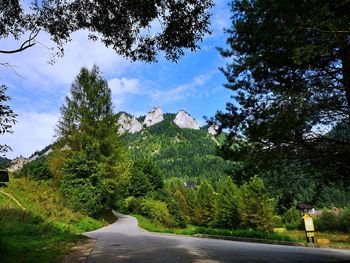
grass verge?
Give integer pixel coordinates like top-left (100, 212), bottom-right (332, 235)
top-left (0, 176), bottom-right (115, 263)
top-left (132, 214), bottom-right (296, 242)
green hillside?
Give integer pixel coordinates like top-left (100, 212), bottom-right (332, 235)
top-left (122, 113), bottom-right (237, 183)
top-left (0, 176), bottom-right (115, 263)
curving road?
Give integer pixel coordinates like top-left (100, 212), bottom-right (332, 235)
top-left (84, 213), bottom-right (350, 263)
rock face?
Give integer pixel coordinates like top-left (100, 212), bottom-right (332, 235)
top-left (208, 125), bottom-right (218, 136)
top-left (117, 113), bottom-right (142, 134)
top-left (143, 107), bottom-right (164, 127)
top-left (173, 110), bottom-right (200, 130)
top-left (8, 157), bottom-right (27, 172)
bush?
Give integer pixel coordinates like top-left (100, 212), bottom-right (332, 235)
top-left (339, 207), bottom-right (350, 232)
top-left (314, 209), bottom-right (340, 232)
top-left (19, 157), bottom-right (52, 180)
top-left (138, 198), bottom-right (173, 226)
top-left (60, 176), bottom-right (104, 216)
top-left (282, 207), bottom-right (302, 230)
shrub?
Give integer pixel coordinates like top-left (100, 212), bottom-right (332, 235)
top-left (19, 157), bottom-right (52, 180)
top-left (138, 198), bottom-right (173, 226)
top-left (339, 207), bottom-right (350, 232)
top-left (314, 209), bottom-right (340, 232)
top-left (60, 176), bottom-right (104, 216)
top-left (282, 207), bottom-right (303, 230)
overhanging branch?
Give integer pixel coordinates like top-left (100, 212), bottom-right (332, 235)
top-left (0, 30), bottom-right (40, 54)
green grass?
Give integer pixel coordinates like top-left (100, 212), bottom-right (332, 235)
top-left (0, 176), bottom-right (115, 263)
top-left (132, 214), bottom-right (296, 242)
top-left (286, 230), bottom-right (350, 248)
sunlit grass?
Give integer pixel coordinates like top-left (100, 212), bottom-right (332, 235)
top-left (0, 176), bottom-right (114, 262)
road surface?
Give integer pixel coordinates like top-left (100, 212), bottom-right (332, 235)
top-left (84, 213), bottom-right (350, 263)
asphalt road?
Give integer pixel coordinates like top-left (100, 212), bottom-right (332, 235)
top-left (84, 213), bottom-right (350, 263)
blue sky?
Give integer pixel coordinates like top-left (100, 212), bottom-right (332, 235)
top-left (0, 0), bottom-right (233, 159)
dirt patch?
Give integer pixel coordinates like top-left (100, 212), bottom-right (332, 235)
top-left (62, 238), bottom-right (96, 263)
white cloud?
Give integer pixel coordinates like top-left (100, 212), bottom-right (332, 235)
top-left (108, 77), bottom-right (142, 108)
top-left (151, 73), bottom-right (214, 105)
top-left (0, 111), bottom-right (59, 159)
top-left (109, 77), bottom-right (140, 96)
top-left (1, 30), bottom-right (136, 91)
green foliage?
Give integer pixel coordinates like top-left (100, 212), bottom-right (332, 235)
top-left (0, 85), bottom-right (17, 153)
top-left (54, 66), bottom-right (126, 216)
top-left (213, 0), bottom-right (350, 207)
top-left (124, 113), bottom-right (239, 184)
top-left (193, 180), bottom-right (217, 226)
top-left (128, 170), bottom-right (153, 197)
top-left (316, 186), bottom-right (350, 208)
top-left (133, 214), bottom-right (295, 242)
top-left (18, 157), bottom-right (52, 180)
top-left (239, 177), bottom-right (274, 232)
top-left (339, 207), bottom-right (350, 232)
top-left (167, 198), bottom-right (187, 228)
top-left (173, 189), bottom-right (190, 219)
top-left (282, 207), bottom-right (302, 230)
top-left (314, 208), bottom-right (350, 233)
top-left (128, 159), bottom-right (164, 197)
top-left (314, 210), bottom-right (340, 232)
top-left (0, 157), bottom-right (11, 169)
top-left (132, 198), bottom-right (173, 226)
top-left (59, 151), bottom-right (116, 216)
top-left (214, 178), bottom-right (241, 229)
top-left (0, 176), bottom-right (114, 262)
top-left (2, 1), bottom-right (213, 62)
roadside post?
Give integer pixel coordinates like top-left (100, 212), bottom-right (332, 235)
top-left (303, 213), bottom-right (315, 244)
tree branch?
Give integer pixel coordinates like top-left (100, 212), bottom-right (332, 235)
top-left (0, 30), bottom-right (40, 54)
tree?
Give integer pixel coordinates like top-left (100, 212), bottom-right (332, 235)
top-left (1, 0), bottom-right (213, 62)
top-left (215, 178), bottom-right (240, 229)
top-left (213, 0), bottom-right (350, 185)
top-left (238, 177), bottom-right (273, 232)
top-left (57, 65), bottom-right (116, 154)
top-left (193, 179), bottom-right (216, 226)
top-left (55, 65), bottom-right (126, 216)
top-left (0, 85), bottom-right (16, 153)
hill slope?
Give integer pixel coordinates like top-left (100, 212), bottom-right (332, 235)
top-left (122, 113), bottom-right (235, 183)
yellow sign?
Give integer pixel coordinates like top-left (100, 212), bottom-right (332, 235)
top-left (307, 232), bottom-right (315, 237)
top-left (303, 213), bottom-right (315, 232)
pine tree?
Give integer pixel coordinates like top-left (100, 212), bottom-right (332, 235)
top-left (193, 180), bottom-right (217, 226)
top-left (54, 65), bottom-right (127, 216)
top-left (215, 178), bottom-right (241, 229)
top-left (239, 177), bottom-right (273, 232)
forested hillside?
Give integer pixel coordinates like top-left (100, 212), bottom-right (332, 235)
top-left (122, 113), bottom-right (237, 183)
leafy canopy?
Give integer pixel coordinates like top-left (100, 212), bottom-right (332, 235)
top-left (0, 0), bottom-right (213, 62)
top-left (213, 0), bottom-right (350, 184)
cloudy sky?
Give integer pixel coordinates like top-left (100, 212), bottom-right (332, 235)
top-left (0, 0), bottom-right (233, 159)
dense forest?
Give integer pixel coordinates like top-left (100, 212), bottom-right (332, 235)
top-left (123, 113), bottom-right (237, 184)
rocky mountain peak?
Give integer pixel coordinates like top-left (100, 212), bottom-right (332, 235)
top-left (117, 113), bottom-right (142, 134)
top-left (173, 110), bottom-right (200, 130)
top-left (143, 107), bottom-right (164, 127)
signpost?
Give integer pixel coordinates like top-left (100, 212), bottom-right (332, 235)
top-left (303, 213), bottom-right (315, 243)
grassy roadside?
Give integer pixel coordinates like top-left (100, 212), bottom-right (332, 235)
top-left (132, 214), bottom-right (296, 242)
top-left (0, 176), bottom-right (115, 263)
top-left (133, 214), bottom-right (350, 248)
top-left (286, 230), bottom-right (350, 249)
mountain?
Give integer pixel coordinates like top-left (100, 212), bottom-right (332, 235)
top-left (121, 110), bottom-right (235, 183)
top-left (9, 107), bottom-right (232, 183)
